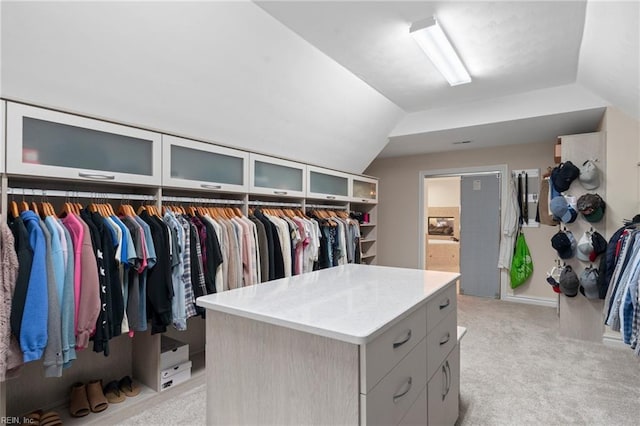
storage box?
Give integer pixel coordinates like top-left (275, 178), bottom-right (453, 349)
top-left (161, 360), bottom-right (192, 391)
top-left (161, 359), bottom-right (192, 380)
top-left (160, 336), bottom-right (189, 370)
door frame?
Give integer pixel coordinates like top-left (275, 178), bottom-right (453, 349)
top-left (418, 164), bottom-right (508, 299)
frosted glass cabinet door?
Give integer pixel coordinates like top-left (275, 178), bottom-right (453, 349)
top-left (162, 135), bottom-right (248, 192)
top-left (351, 176), bottom-right (378, 203)
top-left (6, 102), bottom-right (161, 185)
top-left (306, 165), bottom-right (351, 202)
top-left (249, 153), bottom-right (306, 198)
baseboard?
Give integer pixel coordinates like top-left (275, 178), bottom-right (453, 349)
top-left (603, 334), bottom-right (626, 349)
top-left (502, 294), bottom-right (557, 308)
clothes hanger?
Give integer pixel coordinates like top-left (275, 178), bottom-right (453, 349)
top-left (10, 200), bottom-right (20, 218)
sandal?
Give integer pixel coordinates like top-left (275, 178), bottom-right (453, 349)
top-left (118, 375), bottom-right (141, 397)
top-left (69, 382), bottom-right (91, 417)
top-left (103, 380), bottom-right (126, 403)
top-left (39, 411), bottom-right (62, 426)
top-left (86, 379), bottom-right (109, 413)
top-left (24, 409), bottom-right (42, 426)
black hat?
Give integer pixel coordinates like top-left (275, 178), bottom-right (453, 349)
top-left (551, 230), bottom-right (576, 259)
top-left (589, 231), bottom-right (607, 262)
top-left (560, 265), bottom-right (579, 297)
top-left (551, 161), bottom-right (580, 193)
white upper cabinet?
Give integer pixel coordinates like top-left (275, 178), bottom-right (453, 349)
top-left (6, 102), bottom-right (161, 185)
top-left (249, 153), bottom-right (306, 198)
top-left (351, 175), bottom-right (378, 203)
top-left (306, 165), bottom-right (351, 202)
top-left (0, 101), bottom-right (5, 174)
top-left (162, 135), bottom-right (248, 192)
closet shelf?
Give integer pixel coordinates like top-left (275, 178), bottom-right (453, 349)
top-left (359, 223), bottom-right (376, 227)
top-left (360, 239), bottom-right (376, 243)
top-left (361, 253), bottom-right (376, 259)
top-left (53, 368), bottom-right (207, 425)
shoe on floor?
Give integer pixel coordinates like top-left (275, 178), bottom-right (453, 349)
top-left (86, 379), bottom-right (109, 413)
top-left (118, 375), bottom-right (141, 397)
top-left (69, 382), bottom-right (90, 417)
top-left (103, 380), bottom-right (126, 404)
top-left (39, 411), bottom-right (62, 426)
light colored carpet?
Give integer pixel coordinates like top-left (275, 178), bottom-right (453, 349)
top-left (456, 295), bottom-right (640, 426)
top-left (117, 295), bottom-right (640, 425)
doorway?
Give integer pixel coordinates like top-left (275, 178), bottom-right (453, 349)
top-left (420, 166), bottom-right (506, 299)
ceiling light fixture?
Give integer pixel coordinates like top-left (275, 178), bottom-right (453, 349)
top-left (410, 16), bottom-right (471, 86)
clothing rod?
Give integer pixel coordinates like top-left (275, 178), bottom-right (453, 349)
top-left (162, 196), bottom-right (244, 205)
top-left (7, 187), bottom-right (156, 201)
top-left (248, 201), bottom-right (302, 207)
top-left (306, 204), bottom-right (348, 210)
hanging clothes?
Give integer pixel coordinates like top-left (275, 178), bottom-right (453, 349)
top-left (1, 222), bottom-right (21, 381)
top-left (601, 219), bottom-right (640, 356)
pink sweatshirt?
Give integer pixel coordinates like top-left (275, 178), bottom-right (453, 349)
top-left (62, 214), bottom-right (84, 335)
top-left (75, 218), bottom-right (100, 349)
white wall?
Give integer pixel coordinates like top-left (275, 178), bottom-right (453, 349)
top-left (426, 177), bottom-right (460, 207)
top-left (0, 1), bottom-right (403, 174)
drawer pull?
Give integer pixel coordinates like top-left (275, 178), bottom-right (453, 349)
top-left (392, 377), bottom-right (412, 403)
top-left (78, 172), bottom-right (115, 180)
top-left (392, 330), bottom-right (412, 349)
top-left (441, 365), bottom-right (447, 400)
top-left (201, 184), bottom-right (222, 190)
top-left (439, 332), bottom-right (451, 346)
top-left (443, 360), bottom-right (452, 400)
top-left (273, 190), bottom-right (288, 195)
top-left (326, 196), bottom-right (336, 200)
top-left (439, 298), bottom-right (450, 310)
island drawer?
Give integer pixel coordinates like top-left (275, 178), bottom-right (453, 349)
top-left (426, 282), bottom-right (457, 332)
top-left (360, 338), bottom-right (427, 426)
top-left (360, 305), bottom-right (427, 393)
top-left (426, 310), bottom-right (457, 380)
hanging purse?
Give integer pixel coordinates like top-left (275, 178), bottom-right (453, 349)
top-left (510, 231), bottom-right (534, 289)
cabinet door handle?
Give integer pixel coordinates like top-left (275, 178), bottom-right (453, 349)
top-left (392, 329), bottom-right (412, 349)
top-left (201, 184), bottom-right (222, 190)
top-left (362, 199), bottom-right (368, 203)
top-left (326, 195), bottom-right (336, 200)
top-left (439, 298), bottom-right (450, 310)
top-left (443, 360), bottom-right (452, 400)
top-left (392, 377), bottom-right (412, 403)
top-left (439, 332), bottom-right (450, 346)
top-left (273, 190), bottom-right (288, 195)
top-left (78, 172), bottom-right (115, 180)
top-left (441, 365), bottom-right (447, 401)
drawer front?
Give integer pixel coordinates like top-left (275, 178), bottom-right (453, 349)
top-left (398, 384), bottom-right (427, 426)
top-left (161, 360), bottom-right (192, 379)
top-left (426, 283), bottom-right (456, 333)
top-left (362, 338), bottom-right (427, 426)
top-left (427, 345), bottom-right (459, 426)
top-left (361, 306), bottom-right (427, 393)
top-left (426, 310), bottom-right (457, 380)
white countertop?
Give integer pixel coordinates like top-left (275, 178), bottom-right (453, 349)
top-left (196, 264), bottom-right (460, 344)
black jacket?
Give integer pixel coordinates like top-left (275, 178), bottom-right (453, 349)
top-left (8, 215), bottom-right (33, 340)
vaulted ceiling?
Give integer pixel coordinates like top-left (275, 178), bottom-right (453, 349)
top-left (2, 1), bottom-right (638, 173)
top-left (257, 0), bottom-right (639, 158)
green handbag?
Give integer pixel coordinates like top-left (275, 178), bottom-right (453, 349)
top-left (510, 232), bottom-right (534, 288)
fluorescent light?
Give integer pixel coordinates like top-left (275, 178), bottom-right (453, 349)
top-left (410, 16), bottom-right (471, 86)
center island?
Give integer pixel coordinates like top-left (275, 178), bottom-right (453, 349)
top-left (196, 264), bottom-right (461, 425)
